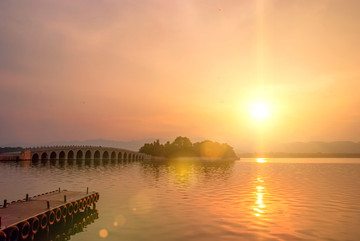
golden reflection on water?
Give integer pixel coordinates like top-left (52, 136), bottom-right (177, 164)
top-left (254, 159), bottom-right (267, 216)
top-left (2, 159), bottom-right (360, 240)
top-left (253, 176), bottom-right (266, 217)
top-left (256, 158), bottom-right (267, 163)
top-left (172, 163), bottom-right (193, 182)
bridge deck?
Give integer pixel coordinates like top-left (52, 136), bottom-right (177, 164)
top-left (0, 190), bottom-right (96, 228)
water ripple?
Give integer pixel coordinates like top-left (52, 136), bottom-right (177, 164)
top-left (1, 159), bottom-right (360, 240)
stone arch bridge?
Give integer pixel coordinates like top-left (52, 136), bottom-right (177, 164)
top-left (20, 146), bottom-right (150, 162)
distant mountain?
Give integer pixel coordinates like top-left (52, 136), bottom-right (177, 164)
top-left (269, 141), bottom-right (360, 153)
top-left (237, 141), bottom-right (360, 154)
top-left (1, 138), bottom-right (158, 152)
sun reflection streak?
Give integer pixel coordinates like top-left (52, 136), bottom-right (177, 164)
top-left (257, 158), bottom-right (267, 163)
top-left (253, 176), bottom-right (267, 217)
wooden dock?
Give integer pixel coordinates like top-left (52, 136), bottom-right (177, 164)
top-left (0, 189), bottom-right (99, 241)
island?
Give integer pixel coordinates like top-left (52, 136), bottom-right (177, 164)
top-left (139, 136), bottom-right (238, 160)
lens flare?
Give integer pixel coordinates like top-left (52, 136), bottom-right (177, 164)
top-left (99, 229), bottom-right (108, 238)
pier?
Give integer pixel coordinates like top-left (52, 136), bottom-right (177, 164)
top-left (0, 189), bottom-right (99, 241)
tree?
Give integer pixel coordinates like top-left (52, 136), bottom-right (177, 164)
top-left (139, 137), bottom-right (237, 159)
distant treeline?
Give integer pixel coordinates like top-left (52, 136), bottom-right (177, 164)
top-left (0, 147), bottom-right (24, 154)
top-left (239, 152), bottom-right (360, 158)
top-left (139, 136), bottom-right (238, 159)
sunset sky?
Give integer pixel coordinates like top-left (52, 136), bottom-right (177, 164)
top-left (0, 0), bottom-right (359, 148)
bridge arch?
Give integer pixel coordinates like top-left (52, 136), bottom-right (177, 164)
top-left (111, 151), bottom-right (116, 162)
top-left (68, 150), bottom-right (74, 160)
top-left (32, 153), bottom-right (39, 162)
top-left (50, 152), bottom-right (57, 161)
top-left (59, 151), bottom-right (65, 161)
top-left (103, 151), bottom-right (109, 161)
top-left (41, 152), bottom-right (48, 161)
top-left (76, 150), bottom-right (83, 161)
top-left (85, 150), bottom-right (91, 160)
top-left (27, 146), bottom-right (146, 163)
top-left (94, 150), bottom-right (100, 160)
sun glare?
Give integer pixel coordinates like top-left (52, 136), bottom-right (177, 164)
top-left (250, 102), bottom-right (269, 120)
top-left (257, 158), bottom-right (267, 163)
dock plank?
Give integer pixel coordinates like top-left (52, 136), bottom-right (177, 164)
top-left (0, 190), bottom-right (96, 228)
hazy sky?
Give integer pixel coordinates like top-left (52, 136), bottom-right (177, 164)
top-left (1, 0), bottom-right (359, 147)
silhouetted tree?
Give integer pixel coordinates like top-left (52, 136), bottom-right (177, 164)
top-left (139, 137), bottom-right (238, 159)
top-left (169, 136), bottom-right (193, 157)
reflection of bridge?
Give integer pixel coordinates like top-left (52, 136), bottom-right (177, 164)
top-left (19, 146), bottom-right (150, 162)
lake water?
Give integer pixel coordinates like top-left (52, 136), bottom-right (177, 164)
top-left (1, 158), bottom-right (360, 241)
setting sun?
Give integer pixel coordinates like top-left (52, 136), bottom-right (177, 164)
top-left (250, 102), bottom-right (270, 120)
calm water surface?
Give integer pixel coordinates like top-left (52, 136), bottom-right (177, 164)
top-left (1, 158), bottom-right (360, 241)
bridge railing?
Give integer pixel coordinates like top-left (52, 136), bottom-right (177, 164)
top-left (26, 145), bottom-right (143, 154)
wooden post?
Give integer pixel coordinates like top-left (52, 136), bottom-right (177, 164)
top-left (26, 194), bottom-right (29, 201)
top-left (64, 195), bottom-right (66, 202)
top-left (3, 200), bottom-right (6, 208)
top-left (47, 201), bottom-right (50, 209)
top-left (87, 187), bottom-right (89, 194)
